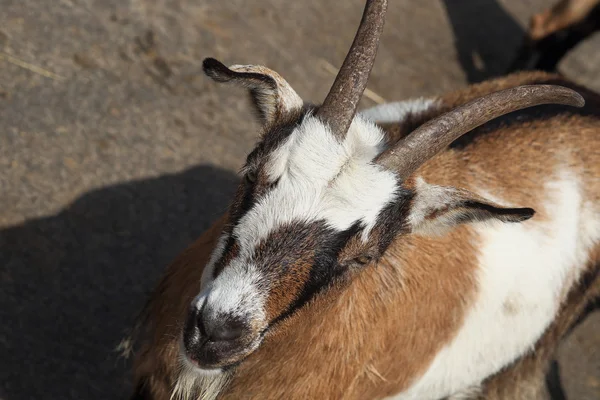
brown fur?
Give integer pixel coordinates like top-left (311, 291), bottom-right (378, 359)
top-left (256, 226), bottom-right (318, 322)
top-left (528, 0), bottom-right (600, 40)
top-left (219, 227), bottom-right (480, 399)
top-left (131, 71), bottom-right (600, 399)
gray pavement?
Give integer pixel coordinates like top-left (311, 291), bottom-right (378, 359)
top-left (0, 0), bottom-right (598, 399)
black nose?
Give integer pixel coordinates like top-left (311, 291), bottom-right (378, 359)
top-left (198, 315), bottom-right (246, 342)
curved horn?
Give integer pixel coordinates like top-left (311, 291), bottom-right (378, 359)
top-left (375, 84), bottom-right (585, 179)
top-left (316, 0), bottom-right (388, 139)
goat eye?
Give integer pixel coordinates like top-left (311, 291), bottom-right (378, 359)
top-left (246, 171), bottom-right (257, 183)
top-left (353, 255), bottom-right (372, 266)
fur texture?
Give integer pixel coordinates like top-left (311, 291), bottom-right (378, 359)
top-left (130, 71), bottom-right (600, 400)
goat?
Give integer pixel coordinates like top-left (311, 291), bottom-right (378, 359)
top-left (129, 0), bottom-right (600, 398)
top-left (129, 214), bottom-right (600, 400)
top-left (528, 0), bottom-right (600, 41)
top-left (508, 0), bottom-right (600, 73)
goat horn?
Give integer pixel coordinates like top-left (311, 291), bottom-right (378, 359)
top-left (316, 0), bottom-right (388, 140)
top-left (375, 84), bottom-right (585, 179)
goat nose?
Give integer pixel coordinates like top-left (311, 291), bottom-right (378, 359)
top-left (210, 320), bottom-right (245, 341)
top-left (198, 315), bottom-right (245, 342)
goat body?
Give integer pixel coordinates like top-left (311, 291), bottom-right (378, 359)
top-left (130, 70), bottom-right (600, 400)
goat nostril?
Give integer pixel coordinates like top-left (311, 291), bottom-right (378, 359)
top-left (209, 319), bottom-right (245, 342)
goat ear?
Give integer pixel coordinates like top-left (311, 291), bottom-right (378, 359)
top-left (203, 58), bottom-right (304, 128)
top-left (407, 178), bottom-right (535, 236)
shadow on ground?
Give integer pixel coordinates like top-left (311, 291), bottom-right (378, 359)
top-left (0, 165), bottom-right (238, 400)
top-left (441, 0), bottom-right (525, 83)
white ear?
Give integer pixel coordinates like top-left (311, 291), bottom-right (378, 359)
top-left (408, 178), bottom-right (535, 236)
top-left (203, 58), bottom-right (304, 128)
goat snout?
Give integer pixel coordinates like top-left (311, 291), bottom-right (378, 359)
top-left (183, 304), bottom-right (256, 370)
top-left (197, 313), bottom-right (246, 342)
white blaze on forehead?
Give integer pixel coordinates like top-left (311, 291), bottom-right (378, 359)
top-left (196, 114), bottom-right (398, 328)
top-left (202, 260), bottom-right (266, 321)
top-left (393, 170), bottom-right (600, 400)
top-left (233, 114), bottom-right (398, 256)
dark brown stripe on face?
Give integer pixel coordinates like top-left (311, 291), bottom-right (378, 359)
top-left (228, 173), bottom-right (256, 226)
top-left (211, 106), bottom-right (318, 280)
top-left (266, 221), bottom-right (364, 328)
top-left (252, 222), bottom-right (327, 322)
top-left (370, 186), bottom-right (413, 255)
top-left (260, 188), bottom-right (415, 330)
top-left (213, 237), bottom-right (239, 278)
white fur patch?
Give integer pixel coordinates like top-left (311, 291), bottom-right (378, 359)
top-left (360, 98), bottom-right (437, 124)
top-left (446, 385), bottom-right (482, 400)
top-left (235, 113), bottom-right (398, 257)
top-left (199, 114), bottom-right (397, 318)
top-left (202, 261), bottom-right (266, 322)
top-left (407, 177), bottom-right (472, 236)
top-left (199, 100), bottom-right (442, 318)
top-left (390, 171), bottom-right (600, 399)
top-left (172, 351), bottom-right (231, 400)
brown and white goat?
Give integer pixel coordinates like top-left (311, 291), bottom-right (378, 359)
top-left (129, 0), bottom-right (600, 399)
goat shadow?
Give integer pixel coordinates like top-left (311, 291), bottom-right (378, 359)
top-left (441, 0), bottom-right (526, 83)
top-left (0, 165), bottom-right (239, 400)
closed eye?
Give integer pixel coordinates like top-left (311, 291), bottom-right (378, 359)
top-left (246, 170), bottom-right (257, 184)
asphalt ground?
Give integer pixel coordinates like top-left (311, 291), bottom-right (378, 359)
top-left (0, 0), bottom-right (598, 399)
